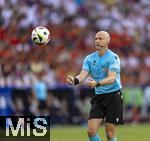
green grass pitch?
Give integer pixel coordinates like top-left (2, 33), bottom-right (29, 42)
top-left (51, 124), bottom-right (150, 141)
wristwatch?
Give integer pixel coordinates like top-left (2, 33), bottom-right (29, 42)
top-left (96, 81), bottom-right (101, 87)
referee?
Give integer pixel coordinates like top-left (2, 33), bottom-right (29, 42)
top-left (66, 31), bottom-right (123, 141)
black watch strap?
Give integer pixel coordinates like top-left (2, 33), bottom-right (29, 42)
top-left (74, 78), bottom-right (79, 85)
top-left (96, 81), bottom-right (101, 87)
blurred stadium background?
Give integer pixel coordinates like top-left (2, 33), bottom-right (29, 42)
top-left (0, 0), bottom-right (150, 140)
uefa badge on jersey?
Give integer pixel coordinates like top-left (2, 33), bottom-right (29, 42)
top-left (102, 65), bottom-right (108, 73)
top-left (103, 68), bottom-right (108, 73)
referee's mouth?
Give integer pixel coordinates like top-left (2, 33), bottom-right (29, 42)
top-left (96, 45), bottom-right (104, 49)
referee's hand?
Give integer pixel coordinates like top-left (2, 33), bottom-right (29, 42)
top-left (65, 76), bottom-right (74, 85)
top-left (84, 78), bottom-right (97, 88)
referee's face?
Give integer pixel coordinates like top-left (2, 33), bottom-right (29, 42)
top-left (95, 31), bottom-right (110, 51)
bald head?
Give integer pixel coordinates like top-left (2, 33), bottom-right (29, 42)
top-left (96, 31), bottom-right (110, 43)
top-left (95, 31), bottom-right (110, 51)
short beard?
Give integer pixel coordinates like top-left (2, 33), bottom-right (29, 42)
top-left (97, 46), bottom-right (107, 52)
top-left (96, 42), bottom-right (108, 52)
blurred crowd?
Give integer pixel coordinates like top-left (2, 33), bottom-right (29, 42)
top-left (0, 0), bottom-right (150, 123)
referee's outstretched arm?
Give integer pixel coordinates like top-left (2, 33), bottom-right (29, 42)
top-left (65, 70), bottom-right (89, 85)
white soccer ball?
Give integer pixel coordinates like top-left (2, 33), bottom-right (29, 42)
top-left (31, 26), bottom-right (50, 45)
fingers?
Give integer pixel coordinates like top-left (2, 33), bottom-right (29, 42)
top-left (65, 76), bottom-right (74, 85)
top-left (86, 78), bottom-right (94, 81)
top-left (84, 79), bottom-right (97, 88)
top-left (85, 83), bottom-right (94, 88)
top-left (84, 79), bottom-right (94, 85)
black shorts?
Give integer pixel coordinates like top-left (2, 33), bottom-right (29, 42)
top-left (89, 90), bottom-right (124, 125)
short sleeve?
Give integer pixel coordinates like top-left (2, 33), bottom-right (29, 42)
top-left (109, 55), bottom-right (120, 72)
top-left (82, 56), bottom-right (90, 72)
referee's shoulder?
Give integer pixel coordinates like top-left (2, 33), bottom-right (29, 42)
top-left (85, 51), bottom-right (97, 59)
top-left (109, 50), bottom-right (120, 59)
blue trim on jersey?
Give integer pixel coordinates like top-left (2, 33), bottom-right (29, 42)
top-left (82, 49), bottom-right (122, 94)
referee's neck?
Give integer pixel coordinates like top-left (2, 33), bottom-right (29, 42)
top-left (98, 48), bottom-right (108, 56)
